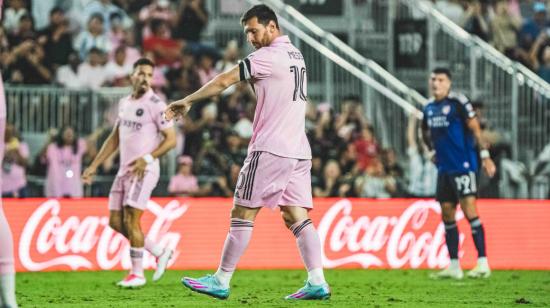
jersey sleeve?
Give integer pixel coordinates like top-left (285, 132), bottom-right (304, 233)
top-left (454, 93), bottom-right (476, 120)
top-left (239, 49), bottom-right (273, 81)
top-left (151, 99), bottom-right (174, 131)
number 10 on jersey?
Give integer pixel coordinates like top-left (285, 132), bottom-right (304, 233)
top-left (290, 65), bottom-right (306, 102)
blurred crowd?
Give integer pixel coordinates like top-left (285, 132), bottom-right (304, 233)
top-left (428, 0), bottom-right (550, 82)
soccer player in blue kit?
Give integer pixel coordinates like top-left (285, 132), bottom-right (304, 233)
top-left (421, 68), bottom-right (496, 279)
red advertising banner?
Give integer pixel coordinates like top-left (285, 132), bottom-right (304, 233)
top-left (2, 198), bottom-right (549, 272)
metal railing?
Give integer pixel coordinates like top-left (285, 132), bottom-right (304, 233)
top-left (389, 0), bottom-right (550, 162)
top-left (206, 0), bottom-right (427, 154)
top-left (5, 86), bottom-right (128, 135)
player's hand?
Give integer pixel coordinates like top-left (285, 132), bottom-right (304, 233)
top-left (482, 158), bottom-right (496, 178)
top-left (164, 100), bottom-right (191, 121)
top-left (81, 166), bottom-right (97, 185)
top-left (428, 150), bottom-right (437, 164)
top-left (130, 158), bottom-right (147, 180)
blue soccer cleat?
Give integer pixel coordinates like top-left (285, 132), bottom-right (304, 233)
top-left (181, 275), bottom-right (230, 300)
top-left (285, 281), bottom-right (331, 300)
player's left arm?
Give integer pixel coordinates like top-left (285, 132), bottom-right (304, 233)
top-left (466, 114), bottom-right (496, 178)
top-left (130, 126), bottom-right (177, 179)
top-left (164, 65), bottom-right (241, 120)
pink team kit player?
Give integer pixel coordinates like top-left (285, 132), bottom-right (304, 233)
top-left (82, 58), bottom-right (176, 288)
top-left (165, 4), bottom-right (330, 301)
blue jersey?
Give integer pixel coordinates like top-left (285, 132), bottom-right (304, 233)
top-left (422, 92), bottom-right (478, 174)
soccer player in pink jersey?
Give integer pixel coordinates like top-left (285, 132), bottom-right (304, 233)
top-left (165, 5), bottom-right (330, 300)
top-left (82, 58), bottom-right (176, 288)
top-left (0, 2), bottom-right (18, 305)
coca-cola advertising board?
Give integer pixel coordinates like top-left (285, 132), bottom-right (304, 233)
top-left (3, 198), bottom-right (549, 272)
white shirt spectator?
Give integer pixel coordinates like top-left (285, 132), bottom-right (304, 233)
top-left (56, 65), bottom-right (83, 89)
top-left (77, 62), bottom-right (107, 89)
top-left (435, 0), bottom-right (465, 25)
top-left (104, 60), bottom-right (132, 83)
top-left (83, 0), bottom-right (131, 32)
top-left (73, 31), bottom-right (112, 60)
top-left (406, 146), bottom-right (438, 197)
top-left (31, 0), bottom-right (56, 30)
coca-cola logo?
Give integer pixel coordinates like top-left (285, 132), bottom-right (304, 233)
top-left (19, 199), bottom-right (187, 271)
top-left (317, 199), bottom-right (465, 269)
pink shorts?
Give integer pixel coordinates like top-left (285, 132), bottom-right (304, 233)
top-left (109, 171), bottom-right (159, 211)
top-left (234, 151), bottom-right (313, 209)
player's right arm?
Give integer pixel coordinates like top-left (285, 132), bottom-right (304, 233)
top-left (164, 65), bottom-right (241, 120)
top-left (81, 124), bottom-right (120, 185)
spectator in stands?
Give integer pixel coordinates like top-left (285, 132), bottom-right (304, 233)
top-left (168, 65), bottom-right (201, 101)
top-left (56, 51), bottom-right (82, 88)
top-left (216, 40), bottom-right (240, 96)
top-left (462, 0), bottom-right (491, 41)
top-left (2, 124), bottom-right (29, 198)
top-left (3, 0), bottom-right (28, 34)
top-left (30, 0), bottom-right (57, 31)
top-left (313, 160), bottom-right (350, 197)
top-left (354, 126), bottom-right (379, 172)
top-left (381, 148), bottom-right (404, 181)
top-left (221, 130), bottom-right (247, 168)
top-left (168, 155), bottom-right (199, 197)
top-left (309, 103), bottom-right (341, 162)
top-left (339, 143), bottom-right (358, 176)
top-left (405, 113), bottom-right (437, 198)
top-left (104, 46), bottom-right (132, 86)
top-left (77, 47), bottom-right (107, 89)
top-left (196, 53), bottom-right (218, 86)
top-left (529, 31), bottom-right (550, 82)
top-left (38, 7), bottom-right (73, 71)
top-left (519, 2), bottom-right (550, 50)
top-left (139, 0), bottom-right (177, 40)
top-left (491, 0), bottom-right (525, 61)
top-left (107, 12), bottom-right (126, 50)
top-left (142, 18), bottom-right (183, 67)
top-left (435, 0), bottom-right (465, 25)
top-left (83, 0), bottom-right (130, 33)
top-left (40, 125), bottom-right (89, 198)
top-left (73, 13), bottom-right (112, 60)
top-left (175, 0), bottom-right (209, 45)
top-left (6, 40), bottom-right (52, 84)
top-left (7, 14), bottom-right (36, 47)
top-left (335, 98), bottom-right (368, 142)
top-left (355, 158), bottom-right (397, 198)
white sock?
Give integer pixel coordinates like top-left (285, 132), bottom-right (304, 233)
top-left (449, 259), bottom-right (461, 270)
top-left (477, 257), bottom-right (489, 267)
top-left (144, 238), bottom-right (164, 258)
top-left (214, 268), bottom-right (233, 289)
top-left (307, 268), bottom-right (326, 285)
top-left (0, 273), bottom-right (17, 308)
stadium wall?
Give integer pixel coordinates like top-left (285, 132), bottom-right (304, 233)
top-left (3, 198), bottom-right (549, 272)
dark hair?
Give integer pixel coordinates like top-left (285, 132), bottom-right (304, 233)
top-left (55, 126), bottom-right (78, 154)
top-left (240, 5), bottom-right (279, 29)
top-left (50, 6), bottom-right (64, 16)
top-left (133, 58), bottom-right (155, 70)
top-left (150, 18), bottom-right (166, 34)
top-left (432, 67), bottom-right (452, 79)
top-left (88, 47), bottom-right (103, 55)
top-left (89, 13), bottom-right (104, 24)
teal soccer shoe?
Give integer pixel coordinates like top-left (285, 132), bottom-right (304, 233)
top-left (285, 281), bottom-right (331, 300)
top-left (181, 275), bottom-right (230, 300)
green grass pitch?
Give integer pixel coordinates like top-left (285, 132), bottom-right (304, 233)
top-left (16, 269), bottom-right (550, 307)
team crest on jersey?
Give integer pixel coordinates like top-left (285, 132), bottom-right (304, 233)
top-left (442, 105), bottom-right (451, 115)
top-left (136, 108), bottom-right (144, 117)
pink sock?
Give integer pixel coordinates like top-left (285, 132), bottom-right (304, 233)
top-left (219, 218), bottom-right (254, 272)
top-left (144, 238), bottom-right (163, 257)
top-left (129, 247), bottom-right (144, 277)
top-left (0, 204), bottom-right (14, 275)
top-left (290, 219), bottom-right (323, 271)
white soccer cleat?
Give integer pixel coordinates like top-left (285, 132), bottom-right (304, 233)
top-left (467, 258), bottom-right (491, 279)
top-left (117, 274), bottom-right (146, 288)
top-left (153, 248), bottom-right (173, 282)
top-left (429, 266), bottom-right (464, 280)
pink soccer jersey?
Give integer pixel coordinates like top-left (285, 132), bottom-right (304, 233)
top-left (116, 89), bottom-right (173, 175)
top-left (239, 35), bottom-right (311, 159)
top-left (44, 139), bottom-right (87, 198)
